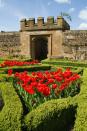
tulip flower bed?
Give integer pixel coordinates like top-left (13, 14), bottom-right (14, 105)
top-left (0, 60), bottom-right (39, 67)
top-left (12, 68), bottom-right (81, 112)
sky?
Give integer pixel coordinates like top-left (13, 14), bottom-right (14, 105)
top-left (0, 0), bottom-right (87, 31)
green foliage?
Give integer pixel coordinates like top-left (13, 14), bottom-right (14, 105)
top-left (0, 82), bottom-right (23, 131)
top-left (0, 89), bottom-right (4, 111)
top-left (74, 68), bottom-right (87, 131)
top-left (25, 97), bottom-right (77, 131)
top-left (60, 12), bottom-right (72, 21)
top-left (24, 67), bottom-right (87, 131)
top-left (0, 64), bottom-right (51, 73)
top-left (42, 59), bottom-right (87, 68)
top-left (0, 62), bottom-right (87, 131)
top-left (0, 74), bottom-right (8, 82)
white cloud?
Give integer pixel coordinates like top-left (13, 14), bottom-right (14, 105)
top-left (69, 8), bottom-right (75, 13)
top-left (78, 23), bottom-right (87, 29)
top-left (79, 7), bottom-right (87, 20)
top-left (54, 0), bottom-right (71, 4)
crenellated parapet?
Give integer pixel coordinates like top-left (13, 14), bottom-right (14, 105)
top-left (20, 16), bottom-right (70, 31)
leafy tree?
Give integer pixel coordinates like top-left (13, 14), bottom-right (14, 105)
top-left (60, 12), bottom-right (72, 21)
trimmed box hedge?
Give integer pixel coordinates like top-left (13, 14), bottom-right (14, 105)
top-left (74, 68), bottom-right (87, 131)
top-left (0, 66), bottom-right (87, 131)
top-left (24, 97), bottom-right (77, 131)
top-left (0, 89), bottom-right (4, 111)
top-left (42, 59), bottom-right (87, 68)
top-left (24, 68), bottom-right (87, 131)
top-left (0, 82), bottom-right (23, 131)
top-left (0, 64), bottom-right (51, 73)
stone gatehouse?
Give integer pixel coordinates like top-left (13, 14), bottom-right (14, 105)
top-left (0, 16), bottom-right (87, 60)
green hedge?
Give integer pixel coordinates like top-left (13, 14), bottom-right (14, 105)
top-left (74, 68), bottom-right (87, 131)
top-left (0, 89), bottom-right (4, 111)
top-left (0, 65), bottom-right (87, 131)
top-left (24, 67), bottom-right (85, 131)
top-left (42, 59), bottom-right (87, 68)
top-left (0, 82), bottom-right (23, 131)
top-left (0, 64), bottom-right (51, 73)
top-left (25, 97), bottom-right (77, 131)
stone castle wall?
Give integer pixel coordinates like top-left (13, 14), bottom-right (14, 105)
top-left (0, 32), bottom-right (20, 58)
top-left (0, 17), bottom-right (87, 60)
top-left (63, 30), bottom-right (87, 60)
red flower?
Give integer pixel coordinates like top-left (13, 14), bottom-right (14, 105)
top-left (52, 84), bottom-right (58, 89)
top-left (8, 69), bottom-right (13, 76)
top-left (42, 86), bottom-right (50, 96)
top-left (25, 85), bottom-right (35, 95)
top-left (1, 60), bottom-right (39, 67)
top-left (62, 68), bottom-right (72, 78)
top-left (59, 82), bottom-right (68, 91)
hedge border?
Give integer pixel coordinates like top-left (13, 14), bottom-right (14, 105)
top-left (0, 64), bottom-right (51, 73)
top-left (0, 65), bottom-right (87, 131)
top-left (24, 68), bottom-right (86, 131)
top-left (25, 97), bottom-right (77, 131)
top-left (0, 82), bottom-right (23, 131)
top-left (74, 68), bottom-right (87, 131)
top-left (25, 68), bottom-right (87, 131)
top-left (42, 60), bottom-right (87, 67)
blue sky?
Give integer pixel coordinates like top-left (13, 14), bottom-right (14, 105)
top-left (0, 0), bottom-right (87, 31)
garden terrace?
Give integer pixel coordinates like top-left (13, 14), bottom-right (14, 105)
top-left (0, 59), bottom-right (87, 131)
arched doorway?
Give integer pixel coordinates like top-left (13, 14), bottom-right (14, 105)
top-left (31, 36), bottom-right (48, 60)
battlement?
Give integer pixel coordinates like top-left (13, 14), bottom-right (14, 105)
top-left (20, 16), bottom-right (70, 31)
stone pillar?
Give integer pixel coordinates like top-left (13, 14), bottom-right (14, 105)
top-left (47, 16), bottom-right (54, 24)
top-left (28, 35), bottom-right (31, 58)
top-left (57, 16), bottom-right (64, 28)
top-left (47, 35), bottom-right (52, 58)
top-left (57, 16), bottom-right (70, 30)
top-left (20, 32), bottom-right (31, 58)
top-left (29, 18), bottom-right (35, 28)
top-left (30, 37), bottom-right (36, 59)
top-left (20, 19), bottom-right (26, 31)
top-left (37, 17), bottom-right (44, 27)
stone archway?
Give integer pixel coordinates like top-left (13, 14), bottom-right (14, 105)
top-left (31, 36), bottom-right (48, 60)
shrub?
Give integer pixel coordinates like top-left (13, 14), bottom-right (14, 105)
top-left (42, 59), bottom-right (87, 68)
top-left (0, 89), bottom-right (4, 111)
top-left (0, 64), bottom-right (51, 73)
top-left (74, 68), bottom-right (87, 131)
top-left (0, 82), bottom-right (23, 131)
top-left (25, 97), bottom-right (77, 131)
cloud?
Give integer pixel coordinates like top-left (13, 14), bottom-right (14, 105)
top-left (69, 8), bottom-right (75, 13)
top-left (54, 0), bottom-right (71, 4)
top-left (78, 22), bottom-right (87, 29)
top-left (79, 7), bottom-right (87, 20)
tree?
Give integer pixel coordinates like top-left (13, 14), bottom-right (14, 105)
top-left (60, 12), bottom-right (72, 21)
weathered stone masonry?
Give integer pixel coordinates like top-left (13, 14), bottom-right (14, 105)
top-left (0, 16), bottom-right (87, 60)
top-left (0, 32), bottom-right (20, 57)
top-left (63, 30), bottom-right (87, 60)
top-left (20, 16), bottom-right (70, 60)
